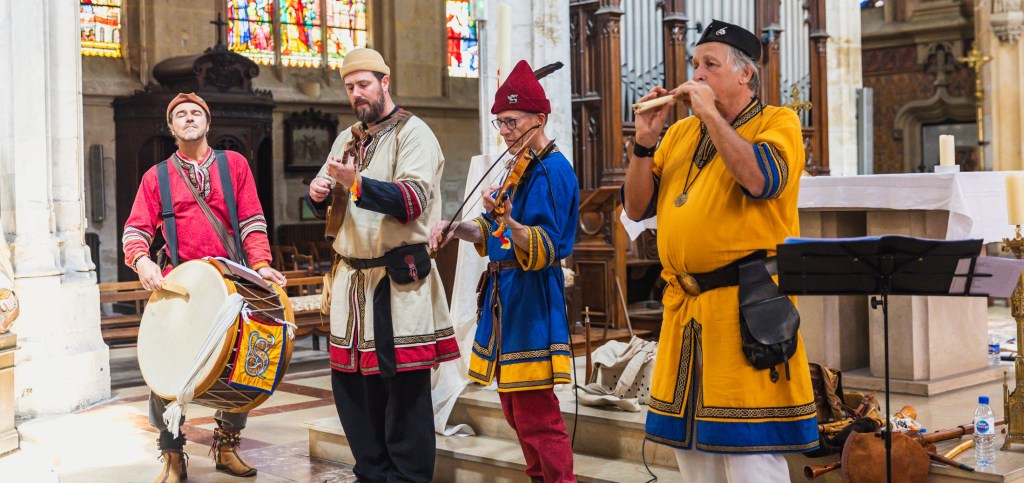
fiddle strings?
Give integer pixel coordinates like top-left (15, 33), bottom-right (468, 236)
top-left (434, 125), bottom-right (543, 250)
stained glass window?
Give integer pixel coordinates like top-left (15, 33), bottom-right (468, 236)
top-left (80, 0), bottom-right (122, 58)
top-left (280, 0), bottom-right (322, 68)
top-left (227, 0), bottom-right (366, 70)
top-left (227, 0), bottom-right (275, 65)
top-left (446, 0), bottom-right (478, 78)
top-left (325, 0), bottom-right (368, 70)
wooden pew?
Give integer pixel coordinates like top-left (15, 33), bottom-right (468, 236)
top-left (98, 271), bottom-right (329, 349)
top-left (286, 275), bottom-right (330, 350)
top-left (98, 281), bottom-right (150, 346)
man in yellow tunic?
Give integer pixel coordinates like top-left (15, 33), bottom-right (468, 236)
top-left (623, 19), bottom-right (817, 481)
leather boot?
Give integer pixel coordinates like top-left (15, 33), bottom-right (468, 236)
top-left (211, 427), bottom-right (257, 477)
top-left (154, 449), bottom-right (188, 483)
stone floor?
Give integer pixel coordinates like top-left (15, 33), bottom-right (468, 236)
top-left (0, 336), bottom-right (355, 483)
top-left (1, 308), bottom-right (1024, 482)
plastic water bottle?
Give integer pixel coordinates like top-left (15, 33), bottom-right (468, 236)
top-left (974, 396), bottom-right (996, 467)
top-left (990, 335), bottom-right (1002, 365)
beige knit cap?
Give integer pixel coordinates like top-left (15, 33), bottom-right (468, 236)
top-left (340, 48), bottom-right (391, 79)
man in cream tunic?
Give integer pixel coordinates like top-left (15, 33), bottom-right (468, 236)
top-left (306, 48), bottom-right (459, 483)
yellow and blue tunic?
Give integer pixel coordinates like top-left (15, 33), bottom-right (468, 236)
top-left (468, 149), bottom-right (579, 392)
top-left (630, 99), bottom-right (819, 453)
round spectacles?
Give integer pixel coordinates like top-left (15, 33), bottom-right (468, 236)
top-left (490, 113), bottom-right (537, 131)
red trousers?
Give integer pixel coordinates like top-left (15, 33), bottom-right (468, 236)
top-left (498, 389), bottom-right (576, 482)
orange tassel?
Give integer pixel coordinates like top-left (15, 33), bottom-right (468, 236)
top-left (493, 223), bottom-right (512, 250)
top-left (349, 178), bottom-right (361, 201)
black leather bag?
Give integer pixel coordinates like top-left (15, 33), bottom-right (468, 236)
top-left (738, 258), bottom-right (800, 383)
top-left (385, 243), bottom-right (431, 285)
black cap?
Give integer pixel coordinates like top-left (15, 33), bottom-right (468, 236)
top-left (696, 19), bottom-right (761, 62)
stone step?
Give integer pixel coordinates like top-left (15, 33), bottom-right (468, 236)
top-left (448, 384), bottom-right (679, 468)
top-left (304, 416), bottom-right (679, 483)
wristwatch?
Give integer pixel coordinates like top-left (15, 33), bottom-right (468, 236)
top-left (633, 141), bottom-right (657, 158)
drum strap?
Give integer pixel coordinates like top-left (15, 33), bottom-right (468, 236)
top-left (157, 161), bottom-right (180, 267)
top-left (157, 152), bottom-right (248, 266)
top-left (214, 150), bottom-right (248, 267)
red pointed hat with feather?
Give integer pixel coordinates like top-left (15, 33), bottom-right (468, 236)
top-left (491, 60), bottom-right (551, 115)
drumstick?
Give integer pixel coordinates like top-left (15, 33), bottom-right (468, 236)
top-left (159, 281), bottom-right (189, 297)
top-left (632, 94), bottom-right (685, 115)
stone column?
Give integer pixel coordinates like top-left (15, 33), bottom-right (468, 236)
top-left (825, 0), bottom-right (863, 176)
top-left (479, 1), bottom-right (573, 162)
top-left (978, 0), bottom-right (1024, 171)
top-left (0, 0), bottom-right (110, 418)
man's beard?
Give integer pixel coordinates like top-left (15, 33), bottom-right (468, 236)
top-left (353, 94), bottom-right (386, 124)
top-left (175, 125), bottom-right (207, 143)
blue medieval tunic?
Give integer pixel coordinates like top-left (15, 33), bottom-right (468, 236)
top-left (467, 149), bottom-right (579, 392)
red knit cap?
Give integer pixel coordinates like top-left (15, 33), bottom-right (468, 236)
top-left (491, 60), bottom-right (550, 115)
top-left (166, 92), bottom-right (210, 122)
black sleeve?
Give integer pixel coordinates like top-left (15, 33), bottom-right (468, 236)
top-left (353, 176), bottom-right (418, 223)
top-left (305, 192), bottom-right (329, 220)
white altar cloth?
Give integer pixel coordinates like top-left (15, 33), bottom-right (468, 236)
top-left (798, 172), bottom-right (1016, 244)
top-left (623, 172), bottom-right (1019, 244)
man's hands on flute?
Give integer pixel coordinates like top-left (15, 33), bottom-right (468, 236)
top-left (671, 80), bottom-right (718, 122)
top-left (634, 86), bottom-right (671, 147)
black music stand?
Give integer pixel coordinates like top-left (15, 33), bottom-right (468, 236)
top-left (776, 235), bottom-right (987, 483)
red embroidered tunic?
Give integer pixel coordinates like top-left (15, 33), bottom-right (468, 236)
top-left (122, 149), bottom-right (272, 271)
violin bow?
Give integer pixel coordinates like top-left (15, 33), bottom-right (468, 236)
top-left (431, 62), bottom-right (564, 256)
top-left (431, 125), bottom-right (543, 256)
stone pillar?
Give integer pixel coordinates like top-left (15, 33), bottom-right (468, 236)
top-left (479, 1), bottom-right (573, 162)
top-left (0, 332), bottom-right (16, 455)
top-left (978, 0), bottom-right (1024, 171)
top-left (0, 0), bottom-right (110, 418)
top-left (825, 0), bottom-right (863, 176)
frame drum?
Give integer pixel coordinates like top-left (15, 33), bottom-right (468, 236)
top-left (138, 259), bottom-right (294, 413)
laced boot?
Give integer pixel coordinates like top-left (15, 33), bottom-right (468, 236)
top-left (211, 427), bottom-right (257, 477)
top-left (154, 431), bottom-right (188, 483)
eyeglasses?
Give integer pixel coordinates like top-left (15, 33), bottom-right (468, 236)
top-left (490, 113), bottom-right (537, 131)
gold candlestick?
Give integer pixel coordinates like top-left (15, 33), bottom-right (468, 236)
top-left (1002, 225), bottom-right (1024, 450)
top-left (958, 42), bottom-right (992, 171)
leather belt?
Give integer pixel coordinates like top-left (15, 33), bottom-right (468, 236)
top-left (675, 250), bottom-right (778, 297)
top-left (486, 259), bottom-right (520, 273)
top-left (477, 259), bottom-right (521, 311)
top-left (341, 254), bottom-right (387, 270)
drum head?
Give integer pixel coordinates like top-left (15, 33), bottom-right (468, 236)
top-left (138, 260), bottom-right (234, 400)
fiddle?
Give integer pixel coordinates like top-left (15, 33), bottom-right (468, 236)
top-left (489, 139), bottom-right (556, 249)
top-left (323, 132), bottom-right (359, 242)
top-left (428, 125), bottom-right (543, 257)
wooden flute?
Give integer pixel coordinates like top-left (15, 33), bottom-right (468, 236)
top-left (631, 94), bottom-right (686, 115)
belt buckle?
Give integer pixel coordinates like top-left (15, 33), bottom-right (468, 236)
top-left (678, 273), bottom-right (701, 296)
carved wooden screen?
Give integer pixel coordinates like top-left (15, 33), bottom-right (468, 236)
top-left (776, 0), bottom-right (830, 174)
top-left (570, 0), bottom-right (624, 190)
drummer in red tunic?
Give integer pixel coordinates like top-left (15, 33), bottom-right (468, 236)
top-left (122, 92), bottom-right (286, 483)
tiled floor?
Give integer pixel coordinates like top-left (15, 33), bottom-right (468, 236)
top-left (2, 308), bottom-right (1024, 482)
top-left (0, 337), bottom-right (355, 483)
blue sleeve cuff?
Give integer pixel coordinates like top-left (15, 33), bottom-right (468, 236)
top-left (620, 174), bottom-right (660, 220)
top-left (742, 142), bottom-right (789, 200)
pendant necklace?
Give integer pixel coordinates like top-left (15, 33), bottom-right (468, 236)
top-left (674, 156), bottom-right (705, 207)
top-left (673, 97), bottom-right (764, 207)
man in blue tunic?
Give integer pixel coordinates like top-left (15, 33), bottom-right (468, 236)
top-left (429, 59), bottom-right (580, 483)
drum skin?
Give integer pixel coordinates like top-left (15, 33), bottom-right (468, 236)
top-left (138, 259), bottom-right (294, 413)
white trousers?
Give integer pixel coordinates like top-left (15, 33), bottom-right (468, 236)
top-left (673, 449), bottom-right (790, 483)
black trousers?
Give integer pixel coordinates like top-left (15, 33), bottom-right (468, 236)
top-left (331, 369), bottom-right (435, 483)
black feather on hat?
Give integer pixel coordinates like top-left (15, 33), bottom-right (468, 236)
top-left (696, 19), bottom-right (761, 62)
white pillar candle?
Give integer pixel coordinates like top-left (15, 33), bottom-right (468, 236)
top-left (939, 134), bottom-right (955, 167)
top-left (497, 3), bottom-right (512, 85)
top-left (1008, 174), bottom-right (1024, 225)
